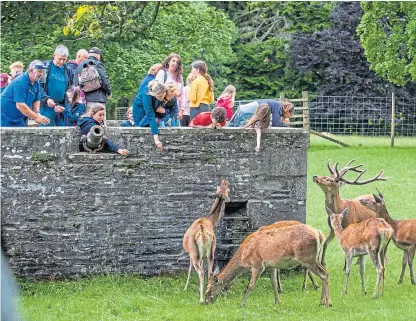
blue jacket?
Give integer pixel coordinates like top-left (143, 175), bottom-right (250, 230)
top-left (39, 60), bottom-right (71, 106)
top-left (132, 75), bottom-right (159, 135)
top-left (155, 96), bottom-right (178, 120)
top-left (77, 117), bottom-right (119, 153)
top-left (257, 99), bottom-right (287, 127)
top-left (65, 102), bottom-right (86, 126)
top-left (120, 120), bottom-right (134, 127)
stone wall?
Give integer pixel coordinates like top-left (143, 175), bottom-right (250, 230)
top-left (1, 127), bottom-right (308, 279)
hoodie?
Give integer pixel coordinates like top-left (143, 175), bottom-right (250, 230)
top-left (77, 117), bottom-right (119, 153)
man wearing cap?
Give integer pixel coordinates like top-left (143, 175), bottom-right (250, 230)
top-left (1, 60), bottom-right (50, 127)
top-left (39, 44), bottom-right (72, 126)
top-left (74, 47), bottom-right (112, 109)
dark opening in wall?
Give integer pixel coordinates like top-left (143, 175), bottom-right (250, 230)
top-left (216, 201), bottom-right (254, 269)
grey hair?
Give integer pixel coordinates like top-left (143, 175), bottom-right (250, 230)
top-left (27, 60), bottom-right (43, 71)
top-left (147, 80), bottom-right (166, 98)
top-left (54, 45), bottom-right (69, 57)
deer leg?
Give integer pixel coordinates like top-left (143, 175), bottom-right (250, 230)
top-left (207, 242), bottom-right (216, 282)
top-left (276, 269), bottom-right (283, 294)
top-left (321, 229), bottom-right (335, 266)
top-left (302, 268), bottom-right (308, 291)
top-left (241, 265), bottom-right (264, 307)
top-left (184, 258), bottom-right (193, 291)
top-left (408, 246), bottom-right (415, 285)
top-left (269, 268), bottom-right (280, 304)
top-left (359, 256), bottom-right (367, 295)
top-left (398, 250), bottom-right (408, 284)
top-left (302, 262), bottom-right (331, 307)
top-left (190, 255), bottom-right (205, 304)
top-left (343, 253), bottom-right (353, 295)
top-left (369, 251), bottom-right (383, 299)
top-left (307, 269), bottom-right (319, 290)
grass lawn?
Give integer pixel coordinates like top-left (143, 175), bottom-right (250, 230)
top-left (19, 135), bottom-right (416, 321)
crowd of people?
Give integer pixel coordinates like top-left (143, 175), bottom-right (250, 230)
top-left (0, 45), bottom-right (294, 154)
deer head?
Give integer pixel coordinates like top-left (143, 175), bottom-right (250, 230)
top-left (313, 160), bottom-right (388, 195)
top-left (325, 206), bottom-right (349, 230)
top-left (215, 178), bottom-right (230, 201)
top-left (359, 189), bottom-right (386, 213)
top-left (205, 276), bottom-right (224, 304)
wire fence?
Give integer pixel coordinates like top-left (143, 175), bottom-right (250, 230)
top-left (115, 94), bottom-right (416, 137)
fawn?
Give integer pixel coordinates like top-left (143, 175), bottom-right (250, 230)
top-left (313, 159), bottom-right (388, 265)
top-left (360, 190), bottom-right (416, 285)
top-left (326, 206), bottom-right (394, 298)
top-left (205, 224), bottom-right (331, 307)
top-left (183, 179), bottom-right (230, 303)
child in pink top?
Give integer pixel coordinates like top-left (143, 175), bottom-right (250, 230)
top-left (215, 85), bottom-right (236, 120)
top-left (179, 73), bottom-right (196, 127)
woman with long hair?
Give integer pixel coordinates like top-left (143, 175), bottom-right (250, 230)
top-left (244, 104), bottom-right (272, 153)
top-left (65, 86), bottom-right (85, 126)
top-left (189, 60), bottom-right (214, 121)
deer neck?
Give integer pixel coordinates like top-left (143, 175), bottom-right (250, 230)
top-left (207, 196), bottom-right (226, 227)
top-left (325, 191), bottom-right (344, 213)
top-left (216, 251), bottom-right (246, 287)
top-left (378, 208), bottom-right (397, 229)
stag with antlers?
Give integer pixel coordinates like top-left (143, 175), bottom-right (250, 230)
top-left (313, 160), bottom-right (388, 265)
top-left (182, 179), bottom-right (230, 303)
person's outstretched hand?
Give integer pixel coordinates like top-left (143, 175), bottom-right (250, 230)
top-left (117, 149), bottom-right (129, 155)
top-left (156, 141), bottom-right (163, 152)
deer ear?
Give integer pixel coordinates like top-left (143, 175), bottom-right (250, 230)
top-left (325, 206), bottom-right (333, 216)
top-left (373, 194), bottom-right (382, 203)
top-left (376, 188), bottom-right (384, 200)
top-left (341, 207), bottom-right (349, 217)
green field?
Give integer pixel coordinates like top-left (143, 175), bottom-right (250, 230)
top-left (19, 135), bottom-right (416, 321)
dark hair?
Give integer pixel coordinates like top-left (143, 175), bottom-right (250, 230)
top-left (191, 60), bottom-right (214, 92)
top-left (211, 107), bottom-right (226, 123)
top-left (245, 104), bottom-right (271, 129)
top-left (163, 53), bottom-right (183, 83)
top-left (67, 86), bottom-right (80, 110)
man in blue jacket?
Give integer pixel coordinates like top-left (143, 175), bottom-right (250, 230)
top-left (39, 44), bottom-right (72, 126)
top-left (1, 60), bottom-right (50, 127)
top-left (228, 99), bottom-right (293, 127)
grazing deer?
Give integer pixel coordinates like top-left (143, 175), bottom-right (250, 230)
top-left (360, 190), bottom-right (416, 285)
top-left (326, 206), bottom-right (394, 298)
top-left (313, 159), bottom-right (388, 265)
top-left (205, 224), bottom-right (331, 307)
top-left (183, 179), bottom-right (230, 303)
top-left (257, 221), bottom-right (320, 293)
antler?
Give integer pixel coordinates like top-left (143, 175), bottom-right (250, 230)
top-left (338, 169), bottom-right (388, 185)
top-left (327, 159), bottom-right (363, 177)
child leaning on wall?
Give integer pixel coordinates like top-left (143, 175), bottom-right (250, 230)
top-left (179, 73), bottom-right (196, 127)
top-left (120, 107), bottom-right (134, 127)
top-left (244, 103), bottom-right (271, 153)
top-left (189, 107), bottom-right (227, 128)
top-left (65, 86), bottom-right (86, 126)
top-left (215, 85), bottom-right (236, 121)
top-left (156, 82), bottom-right (179, 127)
top-left (77, 103), bottom-right (129, 155)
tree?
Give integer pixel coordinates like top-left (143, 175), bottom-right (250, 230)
top-left (357, 2), bottom-right (416, 86)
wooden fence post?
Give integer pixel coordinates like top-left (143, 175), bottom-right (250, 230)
top-left (302, 91), bottom-right (310, 132)
top-left (391, 92), bottom-right (395, 147)
top-left (279, 93), bottom-right (285, 101)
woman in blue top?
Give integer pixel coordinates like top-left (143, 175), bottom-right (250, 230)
top-left (64, 86), bottom-right (85, 126)
top-left (77, 103), bottom-right (129, 155)
top-left (132, 80), bottom-right (166, 152)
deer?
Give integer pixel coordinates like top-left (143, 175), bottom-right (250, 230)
top-left (359, 190), bottom-right (416, 285)
top-left (257, 221), bottom-right (320, 293)
top-left (326, 206), bottom-right (394, 298)
top-left (183, 179), bottom-right (230, 303)
top-left (313, 159), bottom-right (388, 265)
top-left (205, 224), bottom-right (331, 307)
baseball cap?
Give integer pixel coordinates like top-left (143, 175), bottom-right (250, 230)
top-left (0, 73), bottom-right (9, 87)
top-left (89, 47), bottom-right (103, 55)
top-left (34, 62), bottom-right (48, 69)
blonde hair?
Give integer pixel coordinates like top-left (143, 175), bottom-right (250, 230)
top-left (281, 101), bottom-right (294, 114)
top-left (245, 104), bottom-right (271, 129)
top-left (147, 80), bottom-right (166, 97)
top-left (165, 81), bottom-right (178, 94)
top-left (9, 61), bottom-right (24, 71)
top-left (191, 60), bottom-right (214, 92)
top-left (218, 85), bottom-right (236, 100)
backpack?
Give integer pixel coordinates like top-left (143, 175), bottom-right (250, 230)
top-left (79, 61), bottom-right (101, 92)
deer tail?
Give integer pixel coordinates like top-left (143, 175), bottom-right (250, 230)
top-left (195, 225), bottom-right (213, 260)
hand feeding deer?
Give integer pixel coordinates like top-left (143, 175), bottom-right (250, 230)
top-left (182, 179), bottom-right (230, 303)
top-left (205, 224), bottom-right (331, 307)
top-left (326, 206), bottom-right (394, 298)
top-left (313, 159), bottom-right (388, 265)
top-left (360, 190), bottom-right (416, 285)
top-left (257, 221), bottom-right (320, 293)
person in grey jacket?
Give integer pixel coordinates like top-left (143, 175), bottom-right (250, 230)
top-left (73, 47), bottom-right (112, 108)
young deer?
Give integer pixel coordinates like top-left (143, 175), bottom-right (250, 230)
top-left (313, 159), bottom-right (388, 265)
top-left (326, 206), bottom-right (394, 298)
top-left (257, 221), bottom-right (320, 293)
top-left (183, 179), bottom-right (230, 303)
top-left (360, 190), bottom-right (416, 285)
top-left (205, 224), bottom-right (331, 307)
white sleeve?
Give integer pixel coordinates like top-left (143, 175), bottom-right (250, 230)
top-left (155, 70), bottom-right (165, 83)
